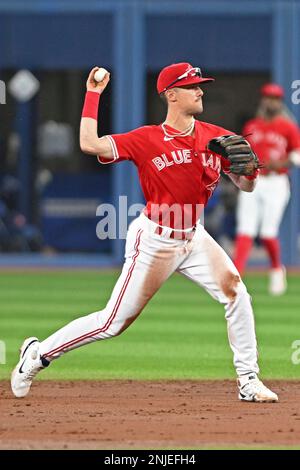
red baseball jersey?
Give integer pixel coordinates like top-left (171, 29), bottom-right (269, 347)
top-left (98, 121), bottom-right (233, 228)
top-left (243, 116), bottom-right (300, 175)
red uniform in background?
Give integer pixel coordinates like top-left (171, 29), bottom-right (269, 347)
top-left (243, 116), bottom-right (300, 175)
top-left (234, 83), bottom-right (300, 295)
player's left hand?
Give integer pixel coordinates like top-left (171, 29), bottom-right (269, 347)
top-left (207, 134), bottom-right (261, 176)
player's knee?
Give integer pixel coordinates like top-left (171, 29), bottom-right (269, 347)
top-left (102, 322), bottom-right (123, 338)
top-left (232, 279), bottom-right (252, 310)
top-left (103, 313), bottom-right (140, 338)
top-left (235, 278), bottom-right (248, 297)
top-left (221, 271), bottom-right (247, 302)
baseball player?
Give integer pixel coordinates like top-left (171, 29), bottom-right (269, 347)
top-left (234, 83), bottom-right (300, 295)
top-left (11, 63), bottom-right (278, 403)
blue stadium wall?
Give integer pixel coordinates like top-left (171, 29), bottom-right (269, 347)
top-left (0, 0), bottom-right (299, 265)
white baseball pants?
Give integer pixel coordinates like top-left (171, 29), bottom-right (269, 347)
top-left (237, 174), bottom-right (290, 238)
top-left (40, 213), bottom-right (259, 377)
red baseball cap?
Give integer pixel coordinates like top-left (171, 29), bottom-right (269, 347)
top-left (157, 62), bottom-right (214, 94)
top-left (260, 83), bottom-right (284, 98)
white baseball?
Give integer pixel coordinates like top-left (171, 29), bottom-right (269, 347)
top-left (94, 68), bottom-right (109, 82)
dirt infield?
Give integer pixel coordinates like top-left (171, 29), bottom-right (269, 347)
top-left (1, 380), bottom-right (300, 449)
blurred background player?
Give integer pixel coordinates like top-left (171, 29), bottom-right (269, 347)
top-left (233, 83), bottom-right (300, 295)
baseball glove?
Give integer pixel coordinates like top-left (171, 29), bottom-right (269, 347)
top-left (206, 134), bottom-right (260, 176)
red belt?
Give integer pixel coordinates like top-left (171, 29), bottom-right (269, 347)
top-left (154, 225), bottom-right (196, 240)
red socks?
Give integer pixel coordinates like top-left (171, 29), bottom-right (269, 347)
top-left (261, 238), bottom-right (281, 269)
top-left (233, 235), bottom-right (253, 274)
top-left (234, 235), bottom-right (281, 273)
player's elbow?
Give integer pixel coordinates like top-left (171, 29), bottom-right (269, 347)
top-left (80, 139), bottom-right (97, 155)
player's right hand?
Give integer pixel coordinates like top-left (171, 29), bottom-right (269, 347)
top-left (86, 67), bottom-right (110, 94)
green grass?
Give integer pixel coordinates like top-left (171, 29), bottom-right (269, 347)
top-left (0, 270), bottom-right (300, 381)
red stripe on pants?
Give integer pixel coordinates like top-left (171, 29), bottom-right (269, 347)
top-left (44, 229), bottom-right (143, 358)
